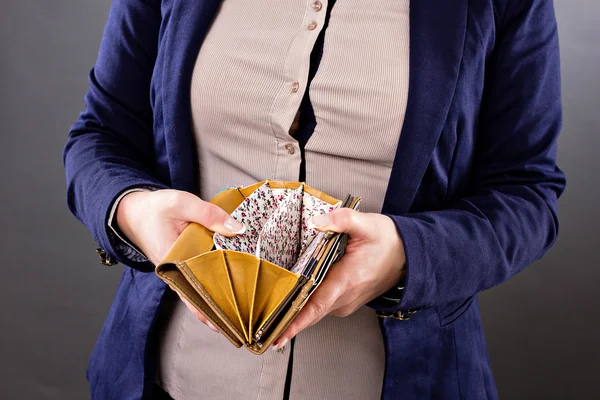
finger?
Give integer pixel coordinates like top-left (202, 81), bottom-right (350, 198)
top-left (308, 267), bottom-right (355, 322)
top-left (273, 278), bottom-right (344, 347)
top-left (146, 227), bottom-right (181, 266)
top-left (170, 191), bottom-right (246, 237)
top-left (328, 302), bottom-right (360, 318)
top-left (179, 295), bottom-right (207, 323)
top-left (181, 297), bottom-right (219, 333)
top-left (308, 208), bottom-right (364, 237)
top-left (168, 285), bottom-right (218, 332)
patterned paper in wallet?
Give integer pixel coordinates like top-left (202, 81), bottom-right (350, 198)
top-left (155, 180), bottom-right (360, 354)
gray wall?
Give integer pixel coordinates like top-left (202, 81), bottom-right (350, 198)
top-left (0, 1), bottom-right (597, 399)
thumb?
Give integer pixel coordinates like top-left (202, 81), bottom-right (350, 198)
top-left (308, 208), bottom-right (365, 237)
top-left (175, 192), bottom-right (246, 237)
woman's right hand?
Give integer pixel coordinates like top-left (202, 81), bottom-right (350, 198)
top-left (115, 189), bottom-right (246, 331)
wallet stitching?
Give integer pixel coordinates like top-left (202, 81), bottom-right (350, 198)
top-left (159, 271), bottom-right (241, 345)
top-left (178, 265), bottom-right (247, 344)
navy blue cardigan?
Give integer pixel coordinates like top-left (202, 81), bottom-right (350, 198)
top-left (64, 0), bottom-right (565, 398)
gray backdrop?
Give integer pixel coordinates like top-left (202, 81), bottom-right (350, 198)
top-left (0, 1), bottom-right (598, 399)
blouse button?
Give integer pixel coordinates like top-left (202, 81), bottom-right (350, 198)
top-left (284, 143), bottom-right (296, 155)
top-left (291, 81), bottom-right (300, 93)
top-left (311, 1), bottom-right (323, 12)
top-left (307, 21), bottom-right (318, 31)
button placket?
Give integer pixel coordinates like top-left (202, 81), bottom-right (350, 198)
top-left (286, 1), bottom-right (326, 101)
top-left (269, 0), bottom-right (328, 180)
top-left (282, 0), bottom-right (327, 104)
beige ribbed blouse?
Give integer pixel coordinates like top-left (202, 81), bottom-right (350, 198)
top-left (156, 0), bottom-right (410, 399)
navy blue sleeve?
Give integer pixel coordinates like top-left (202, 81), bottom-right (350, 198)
top-left (383, 0), bottom-right (566, 312)
top-left (63, 0), bottom-right (168, 272)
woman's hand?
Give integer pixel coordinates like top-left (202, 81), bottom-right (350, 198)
top-left (116, 189), bottom-right (246, 331)
top-left (272, 208), bottom-right (406, 350)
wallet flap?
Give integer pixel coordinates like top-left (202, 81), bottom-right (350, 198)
top-left (247, 279), bottom-right (315, 355)
top-left (252, 260), bottom-right (300, 335)
top-left (155, 264), bottom-right (244, 348)
top-left (223, 251), bottom-right (260, 341)
top-left (183, 251), bottom-right (248, 341)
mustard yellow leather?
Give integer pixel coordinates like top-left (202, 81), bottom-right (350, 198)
top-left (246, 279), bottom-right (315, 354)
top-left (223, 250), bottom-right (260, 341)
top-left (251, 259), bottom-right (300, 335)
top-left (155, 180), bottom-right (342, 354)
top-left (156, 264), bottom-right (244, 347)
top-left (184, 251), bottom-right (247, 340)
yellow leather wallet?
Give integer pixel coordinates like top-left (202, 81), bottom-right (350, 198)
top-left (155, 180), bottom-right (360, 354)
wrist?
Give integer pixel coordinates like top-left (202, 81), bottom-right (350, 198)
top-left (115, 190), bottom-right (148, 233)
top-left (380, 275), bottom-right (406, 302)
top-left (384, 215), bottom-right (407, 283)
top-left (379, 215), bottom-right (408, 302)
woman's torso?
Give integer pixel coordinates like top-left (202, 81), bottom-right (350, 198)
top-left (156, 0), bottom-right (410, 399)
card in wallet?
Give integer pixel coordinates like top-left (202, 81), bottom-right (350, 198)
top-left (155, 180), bottom-right (360, 354)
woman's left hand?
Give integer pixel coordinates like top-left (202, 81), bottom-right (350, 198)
top-left (273, 208), bottom-right (407, 351)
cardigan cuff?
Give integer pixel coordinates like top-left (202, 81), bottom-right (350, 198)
top-left (92, 178), bottom-right (169, 272)
top-left (367, 214), bottom-right (429, 315)
top-left (107, 186), bottom-right (160, 263)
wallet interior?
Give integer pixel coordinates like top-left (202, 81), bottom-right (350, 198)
top-left (156, 180), bottom-right (357, 354)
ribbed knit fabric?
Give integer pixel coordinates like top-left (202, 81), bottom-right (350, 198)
top-left (156, 1), bottom-right (410, 399)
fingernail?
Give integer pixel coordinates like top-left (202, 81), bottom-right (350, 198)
top-left (206, 320), bottom-right (219, 333)
top-left (310, 213), bottom-right (331, 228)
top-left (225, 217), bottom-right (246, 234)
top-left (272, 338), bottom-right (288, 352)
